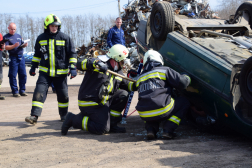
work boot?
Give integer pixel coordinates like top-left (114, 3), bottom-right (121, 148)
top-left (110, 125), bottom-right (126, 133)
top-left (162, 132), bottom-right (176, 140)
top-left (0, 94), bottom-right (5, 100)
top-left (20, 92), bottom-right (28, 96)
top-left (25, 116), bottom-right (38, 124)
top-left (13, 93), bottom-right (20, 97)
top-left (61, 112), bottom-right (75, 135)
top-left (60, 115), bottom-right (66, 122)
top-left (146, 128), bottom-right (157, 140)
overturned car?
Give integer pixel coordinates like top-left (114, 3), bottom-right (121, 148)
top-left (136, 1), bottom-right (252, 138)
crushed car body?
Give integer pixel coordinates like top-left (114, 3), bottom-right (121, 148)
top-left (136, 1), bottom-right (252, 138)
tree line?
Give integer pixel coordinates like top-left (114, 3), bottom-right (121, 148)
top-left (0, 13), bottom-right (116, 52)
top-left (215, 0), bottom-right (252, 19)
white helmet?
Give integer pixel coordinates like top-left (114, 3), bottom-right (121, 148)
top-left (143, 50), bottom-right (164, 66)
top-left (107, 44), bottom-right (129, 62)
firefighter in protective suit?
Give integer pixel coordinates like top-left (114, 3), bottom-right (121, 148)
top-left (135, 50), bottom-right (191, 140)
top-left (61, 44), bottom-right (135, 135)
top-left (25, 14), bottom-right (77, 124)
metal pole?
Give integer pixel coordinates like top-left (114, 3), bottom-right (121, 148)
top-left (118, 0), bottom-right (121, 17)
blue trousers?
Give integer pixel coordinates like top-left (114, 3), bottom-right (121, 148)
top-left (8, 55), bottom-right (27, 94)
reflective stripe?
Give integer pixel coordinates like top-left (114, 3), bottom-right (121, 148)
top-left (39, 40), bottom-right (47, 46)
top-left (94, 69), bottom-right (104, 74)
top-left (56, 40), bottom-right (65, 46)
top-left (78, 100), bottom-right (99, 107)
top-left (32, 101), bottom-right (43, 108)
top-left (0, 85), bottom-right (1, 89)
top-left (81, 59), bottom-right (87, 70)
top-left (110, 110), bottom-right (121, 117)
top-left (100, 75), bottom-right (114, 105)
top-left (136, 71), bottom-right (166, 87)
top-left (138, 98), bottom-right (174, 118)
top-left (168, 115), bottom-right (181, 125)
top-left (93, 60), bottom-right (96, 68)
top-left (57, 69), bottom-right (68, 74)
top-left (69, 58), bottom-right (77, 63)
top-left (32, 56), bottom-right (41, 63)
top-left (82, 116), bottom-right (89, 131)
top-left (49, 39), bottom-right (55, 77)
top-left (39, 66), bottom-right (48, 73)
top-left (58, 102), bottom-right (69, 108)
top-left (39, 66), bottom-right (68, 75)
top-left (115, 76), bottom-right (122, 81)
top-left (128, 82), bottom-right (133, 91)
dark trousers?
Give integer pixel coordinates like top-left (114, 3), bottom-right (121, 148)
top-left (145, 97), bottom-right (190, 133)
top-left (0, 51), bottom-right (2, 88)
top-left (31, 73), bottom-right (68, 118)
top-left (72, 89), bottom-right (129, 135)
top-left (8, 55), bottom-right (27, 94)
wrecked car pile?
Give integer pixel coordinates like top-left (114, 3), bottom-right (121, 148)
top-left (77, 0), bottom-right (217, 70)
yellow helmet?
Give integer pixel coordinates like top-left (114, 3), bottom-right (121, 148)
top-left (44, 14), bottom-right (61, 29)
top-left (107, 44), bottom-right (129, 62)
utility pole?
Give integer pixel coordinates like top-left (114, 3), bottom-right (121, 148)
top-left (118, 0), bottom-right (121, 18)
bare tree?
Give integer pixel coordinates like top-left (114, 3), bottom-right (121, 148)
top-left (216, 0), bottom-right (252, 19)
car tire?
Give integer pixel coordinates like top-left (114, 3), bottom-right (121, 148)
top-left (239, 56), bottom-right (252, 106)
top-left (150, 1), bottom-right (174, 41)
top-left (235, 1), bottom-right (252, 29)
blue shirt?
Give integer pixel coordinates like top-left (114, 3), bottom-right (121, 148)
top-left (3, 33), bottom-right (24, 56)
top-left (107, 25), bottom-right (125, 48)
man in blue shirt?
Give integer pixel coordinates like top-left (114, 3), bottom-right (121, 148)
top-left (4, 23), bottom-right (28, 97)
top-left (107, 17), bottom-right (125, 48)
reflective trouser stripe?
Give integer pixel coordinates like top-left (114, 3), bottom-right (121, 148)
top-left (110, 110), bottom-right (121, 117)
top-left (82, 116), bottom-right (89, 131)
top-left (78, 100), bottom-right (99, 107)
top-left (168, 115), bottom-right (181, 125)
top-left (32, 101), bottom-right (43, 108)
top-left (58, 102), bottom-right (69, 108)
top-left (138, 98), bottom-right (174, 118)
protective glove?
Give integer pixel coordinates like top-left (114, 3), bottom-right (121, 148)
top-left (68, 64), bottom-right (77, 79)
top-left (96, 61), bottom-right (108, 73)
top-left (181, 72), bottom-right (191, 85)
top-left (127, 69), bottom-right (138, 78)
top-left (29, 66), bottom-right (36, 76)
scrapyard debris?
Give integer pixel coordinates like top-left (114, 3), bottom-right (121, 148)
top-left (77, 0), bottom-right (218, 71)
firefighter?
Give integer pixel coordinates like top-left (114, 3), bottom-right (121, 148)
top-left (61, 44), bottom-right (134, 135)
top-left (25, 14), bottom-right (77, 124)
top-left (135, 50), bottom-right (191, 140)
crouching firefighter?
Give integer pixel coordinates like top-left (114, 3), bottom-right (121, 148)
top-left (61, 44), bottom-right (135, 135)
top-left (25, 14), bottom-right (77, 124)
top-left (135, 50), bottom-right (191, 140)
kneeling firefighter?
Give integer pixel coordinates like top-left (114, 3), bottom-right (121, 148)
top-left (61, 44), bottom-right (135, 135)
top-left (25, 14), bottom-right (77, 124)
top-left (134, 50), bottom-right (191, 140)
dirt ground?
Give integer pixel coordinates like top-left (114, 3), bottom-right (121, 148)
top-left (0, 66), bottom-right (252, 168)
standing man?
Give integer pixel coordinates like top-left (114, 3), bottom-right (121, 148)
top-left (61, 44), bottom-right (134, 135)
top-left (4, 23), bottom-right (28, 97)
top-left (0, 33), bottom-right (6, 100)
top-left (107, 17), bottom-right (125, 48)
top-left (25, 14), bottom-right (77, 124)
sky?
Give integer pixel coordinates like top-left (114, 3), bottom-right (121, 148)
top-left (0, 0), bottom-right (219, 19)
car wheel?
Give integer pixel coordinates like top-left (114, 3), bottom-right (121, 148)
top-left (150, 1), bottom-right (174, 41)
top-left (239, 56), bottom-right (252, 106)
top-left (235, 1), bottom-right (252, 29)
